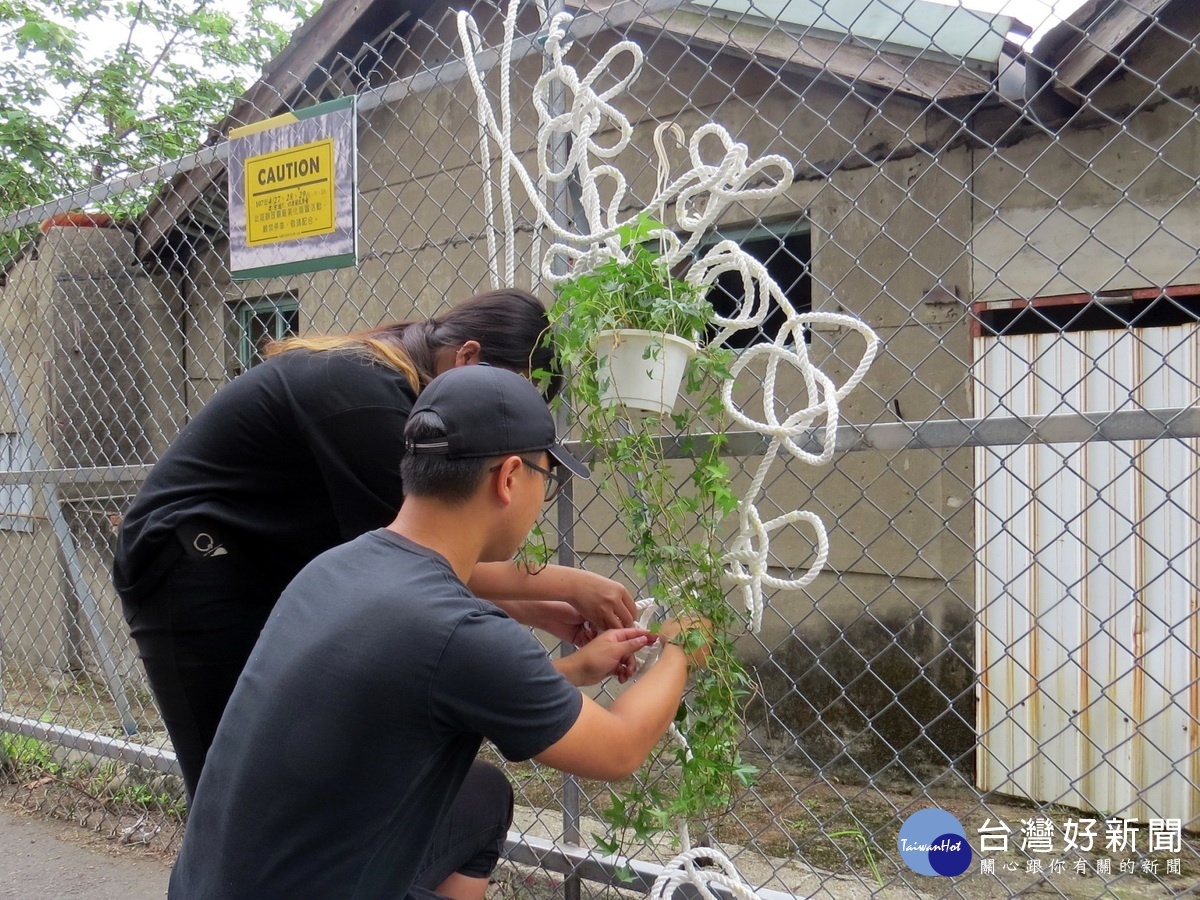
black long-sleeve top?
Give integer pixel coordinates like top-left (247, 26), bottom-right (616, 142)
top-left (113, 348), bottom-right (417, 601)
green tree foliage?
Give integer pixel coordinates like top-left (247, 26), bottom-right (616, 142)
top-left (0, 0), bottom-right (317, 220)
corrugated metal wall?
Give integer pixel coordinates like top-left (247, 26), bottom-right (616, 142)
top-left (975, 322), bottom-right (1200, 824)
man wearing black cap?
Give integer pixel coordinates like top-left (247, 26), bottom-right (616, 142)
top-left (168, 365), bottom-right (710, 900)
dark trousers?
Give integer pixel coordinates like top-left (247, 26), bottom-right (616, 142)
top-left (122, 548), bottom-right (281, 800)
top-left (409, 760), bottom-right (514, 897)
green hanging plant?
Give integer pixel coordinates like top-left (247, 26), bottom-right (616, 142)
top-left (540, 215), bottom-right (758, 852)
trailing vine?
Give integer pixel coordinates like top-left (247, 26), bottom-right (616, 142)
top-left (541, 224), bottom-right (757, 850)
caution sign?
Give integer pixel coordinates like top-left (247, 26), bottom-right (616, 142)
top-left (245, 139), bottom-right (335, 246)
top-left (228, 97), bottom-right (357, 280)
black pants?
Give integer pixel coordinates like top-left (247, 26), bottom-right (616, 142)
top-left (408, 760), bottom-right (514, 897)
top-left (122, 547), bottom-right (282, 800)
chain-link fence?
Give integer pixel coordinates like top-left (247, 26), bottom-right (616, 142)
top-left (2, 0), bottom-right (1199, 896)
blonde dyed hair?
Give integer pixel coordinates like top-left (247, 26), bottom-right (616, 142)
top-left (264, 332), bottom-right (421, 393)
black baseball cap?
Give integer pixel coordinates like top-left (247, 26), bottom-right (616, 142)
top-left (405, 365), bottom-right (589, 480)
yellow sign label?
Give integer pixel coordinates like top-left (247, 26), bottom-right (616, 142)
top-left (244, 138), bottom-right (336, 246)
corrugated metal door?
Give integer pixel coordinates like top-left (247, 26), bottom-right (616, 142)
top-left (974, 323), bottom-right (1200, 824)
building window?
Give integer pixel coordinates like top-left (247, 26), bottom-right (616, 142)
top-left (699, 222), bottom-right (811, 349)
top-left (0, 432), bottom-right (34, 533)
top-left (234, 295), bottom-right (300, 372)
top-left (976, 287), bottom-right (1200, 336)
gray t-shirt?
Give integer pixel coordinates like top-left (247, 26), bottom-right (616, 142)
top-left (169, 529), bottom-right (583, 899)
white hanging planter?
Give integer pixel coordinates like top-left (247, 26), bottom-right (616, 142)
top-left (592, 329), bottom-right (698, 416)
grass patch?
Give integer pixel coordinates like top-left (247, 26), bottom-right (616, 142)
top-left (1, 731), bottom-right (186, 852)
top-left (1, 733), bottom-right (63, 778)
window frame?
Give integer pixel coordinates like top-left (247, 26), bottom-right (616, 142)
top-left (695, 219), bottom-right (812, 350)
top-left (0, 432), bottom-right (34, 533)
top-left (233, 294), bottom-right (301, 372)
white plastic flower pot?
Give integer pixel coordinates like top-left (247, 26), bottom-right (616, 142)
top-left (592, 329), bottom-right (698, 416)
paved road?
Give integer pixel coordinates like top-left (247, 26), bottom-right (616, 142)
top-left (0, 804), bottom-right (169, 899)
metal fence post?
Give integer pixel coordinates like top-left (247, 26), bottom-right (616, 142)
top-left (0, 339), bottom-right (136, 735)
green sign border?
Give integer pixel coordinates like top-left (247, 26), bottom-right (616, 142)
top-left (229, 95), bottom-right (357, 282)
top-left (231, 252), bottom-right (357, 282)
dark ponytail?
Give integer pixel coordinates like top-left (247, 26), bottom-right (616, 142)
top-left (394, 289), bottom-right (562, 398)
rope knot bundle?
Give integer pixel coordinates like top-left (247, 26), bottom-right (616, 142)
top-left (651, 846), bottom-right (764, 900)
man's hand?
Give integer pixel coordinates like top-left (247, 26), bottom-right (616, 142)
top-left (658, 617), bottom-right (713, 671)
top-left (471, 563), bottom-right (637, 632)
top-left (531, 601), bottom-right (597, 647)
top-left (563, 569), bottom-right (638, 631)
top-left (554, 628), bottom-right (656, 686)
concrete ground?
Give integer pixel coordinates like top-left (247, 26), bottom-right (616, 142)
top-left (0, 803), bottom-right (169, 899)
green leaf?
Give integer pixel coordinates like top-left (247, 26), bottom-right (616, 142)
top-left (616, 211), bottom-right (667, 247)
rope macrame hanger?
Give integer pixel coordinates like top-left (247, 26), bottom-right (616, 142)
top-left (457, 1), bottom-right (880, 895)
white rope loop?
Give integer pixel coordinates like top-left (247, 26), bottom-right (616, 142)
top-left (461, 2), bottom-right (793, 282)
top-left (650, 845), bottom-right (765, 900)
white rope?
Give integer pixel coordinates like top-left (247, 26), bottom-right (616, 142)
top-left (650, 844), bottom-right (765, 900)
top-left (456, 6), bottom-right (794, 283)
top-left (458, 3), bottom-right (879, 895)
top-left (713, 307), bottom-right (879, 631)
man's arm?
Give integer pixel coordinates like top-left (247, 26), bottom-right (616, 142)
top-left (552, 627), bottom-right (655, 685)
top-left (470, 561), bottom-right (637, 629)
top-left (493, 599), bottom-right (596, 647)
top-left (534, 619), bottom-right (710, 780)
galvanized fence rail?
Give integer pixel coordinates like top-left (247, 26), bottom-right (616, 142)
top-left (2, 0), bottom-right (1200, 897)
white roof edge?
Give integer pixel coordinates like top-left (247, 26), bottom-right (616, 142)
top-left (689, 0), bottom-right (1016, 65)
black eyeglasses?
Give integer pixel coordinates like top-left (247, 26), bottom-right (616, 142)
top-left (490, 457), bottom-right (567, 502)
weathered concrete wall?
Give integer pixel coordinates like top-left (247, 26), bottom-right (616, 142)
top-left (0, 225), bottom-right (157, 685)
top-left (972, 7), bottom-right (1200, 301)
top-left (743, 572), bottom-right (974, 781)
top-left (45, 229), bottom-right (152, 468)
top-left (0, 231), bottom-right (65, 676)
top-left (137, 267), bottom-right (188, 459)
top-left (745, 143), bottom-right (976, 777)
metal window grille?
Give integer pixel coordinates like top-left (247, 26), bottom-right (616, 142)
top-left (235, 294), bottom-right (301, 372)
